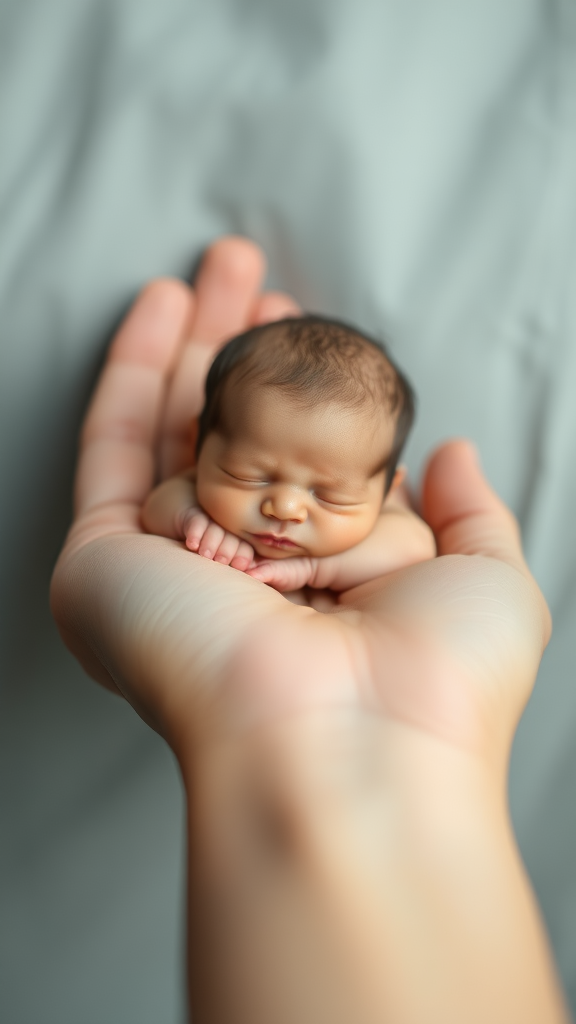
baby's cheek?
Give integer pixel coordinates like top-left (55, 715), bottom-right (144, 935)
top-left (312, 510), bottom-right (374, 557)
top-left (196, 481), bottom-right (246, 534)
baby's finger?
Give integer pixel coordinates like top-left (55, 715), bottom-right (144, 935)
top-left (246, 561), bottom-right (275, 583)
top-left (198, 522), bottom-right (226, 559)
top-left (213, 532), bottom-right (243, 566)
top-left (230, 541), bottom-right (255, 571)
top-left (183, 510), bottom-right (211, 551)
top-left (247, 558), bottom-right (313, 592)
top-left (159, 238), bottom-right (266, 478)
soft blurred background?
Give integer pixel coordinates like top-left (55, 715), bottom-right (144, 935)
top-left (1, 1), bottom-right (575, 1020)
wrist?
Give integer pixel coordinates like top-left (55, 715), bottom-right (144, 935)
top-left (183, 708), bottom-right (568, 1024)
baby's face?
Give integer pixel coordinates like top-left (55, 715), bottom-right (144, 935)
top-left (195, 386), bottom-right (395, 560)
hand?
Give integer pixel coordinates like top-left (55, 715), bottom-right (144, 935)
top-left (50, 236), bottom-right (563, 1024)
top-left (50, 236), bottom-right (302, 733)
top-left (50, 234), bottom-right (549, 757)
top-left (181, 506), bottom-right (255, 570)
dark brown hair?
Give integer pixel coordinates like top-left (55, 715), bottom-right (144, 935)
top-left (196, 315), bottom-right (415, 492)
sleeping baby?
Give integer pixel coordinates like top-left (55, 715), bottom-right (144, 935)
top-left (141, 315), bottom-right (435, 592)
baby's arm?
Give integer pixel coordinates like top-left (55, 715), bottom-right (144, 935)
top-left (141, 471), bottom-right (255, 570)
top-left (247, 495), bottom-right (436, 592)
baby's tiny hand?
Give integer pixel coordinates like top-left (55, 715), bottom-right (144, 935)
top-left (178, 508), bottom-right (255, 570)
top-left (247, 556), bottom-right (317, 592)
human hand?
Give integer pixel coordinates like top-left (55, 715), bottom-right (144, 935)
top-left (182, 439), bottom-right (559, 1024)
top-left (50, 236), bottom-right (302, 737)
top-left (50, 236), bottom-right (562, 1023)
top-left (50, 234), bottom-right (549, 760)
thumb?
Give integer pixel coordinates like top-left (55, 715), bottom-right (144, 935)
top-left (422, 440), bottom-right (523, 569)
top-left (422, 439), bottom-right (551, 646)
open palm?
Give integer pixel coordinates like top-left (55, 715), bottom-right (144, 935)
top-left (51, 237), bottom-right (550, 768)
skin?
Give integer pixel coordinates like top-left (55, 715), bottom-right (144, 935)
top-left (50, 237), bottom-right (570, 1023)
top-left (142, 380), bottom-right (436, 590)
top-left (197, 386), bottom-right (392, 559)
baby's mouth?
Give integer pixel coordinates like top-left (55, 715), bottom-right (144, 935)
top-left (251, 533), bottom-right (300, 550)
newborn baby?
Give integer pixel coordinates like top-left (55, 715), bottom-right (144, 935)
top-left (142, 316), bottom-right (435, 591)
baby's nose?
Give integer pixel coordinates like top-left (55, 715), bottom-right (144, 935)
top-left (261, 488), bottom-right (307, 523)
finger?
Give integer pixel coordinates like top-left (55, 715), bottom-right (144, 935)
top-left (230, 541), bottom-right (255, 570)
top-left (76, 279), bottom-right (193, 519)
top-left (252, 291), bottom-right (301, 325)
top-left (183, 510), bottom-right (211, 551)
top-left (191, 236), bottom-right (266, 343)
top-left (159, 237), bottom-right (266, 478)
top-left (198, 522), bottom-right (226, 559)
top-left (422, 441), bottom-right (552, 644)
top-left (246, 561), bottom-right (275, 583)
top-left (213, 533), bottom-right (242, 566)
top-left (247, 558), bottom-right (313, 592)
top-left (422, 440), bottom-right (526, 570)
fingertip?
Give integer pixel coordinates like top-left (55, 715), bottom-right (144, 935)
top-left (198, 237), bottom-right (266, 286)
top-left (246, 567), bottom-right (267, 581)
top-left (252, 291), bottom-right (301, 325)
top-left (231, 556), bottom-right (249, 570)
top-left (189, 237), bottom-right (268, 346)
top-left (425, 438), bottom-right (479, 476)
top-left (422, 438), bottom-right (488, 533)
top-left (422, 438), bottom-right (526, 566)
top-left (185, 536), bottom-right (199, 551)
top-left (139, 276), bottom-right (194, 311)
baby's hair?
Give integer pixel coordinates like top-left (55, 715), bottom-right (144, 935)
top-left (196, 315), bottom-right (415, 492)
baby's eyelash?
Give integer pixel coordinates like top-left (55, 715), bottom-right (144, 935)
top-left (314, 493), bottom-right (358, 508)
top-left (221, 468), bottom-right (267, 484)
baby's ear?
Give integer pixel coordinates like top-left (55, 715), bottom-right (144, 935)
top-left (389, 464), bottom-right (407, 491)
top-left (190, 417), bottom-right (199, 465)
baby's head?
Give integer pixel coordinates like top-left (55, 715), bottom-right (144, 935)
top-left (194, 316), bottom-right (415, 559)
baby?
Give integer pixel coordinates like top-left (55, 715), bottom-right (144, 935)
top-left (142, 316), bottom-right (435, 592)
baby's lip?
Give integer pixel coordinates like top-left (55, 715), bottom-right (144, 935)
top-left (251, 533), bottom-right (300, 550)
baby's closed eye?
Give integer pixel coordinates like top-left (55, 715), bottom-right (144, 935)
top-left (313, 491), bottom-right (362, 508)
top-left (220, 466), bottom-right (268, 485)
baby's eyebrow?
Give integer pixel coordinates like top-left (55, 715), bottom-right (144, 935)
top-left (367, 453), bottom-right (392, 478)
top-left (314, 475), bottom-right (369, 494)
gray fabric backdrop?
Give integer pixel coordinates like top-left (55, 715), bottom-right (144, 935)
top-left (1, 1), bottom-right (575, 1020)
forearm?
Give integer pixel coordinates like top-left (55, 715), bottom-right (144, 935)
top-left (140, 473), bottom-right (197, 540)
top-left (181, 710), bottom-right (569, 1024)
top-left (312, 510), bottom-right (436, 591)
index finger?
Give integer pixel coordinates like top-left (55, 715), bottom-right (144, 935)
top-left (75, 279), bottom-right (193, 519)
